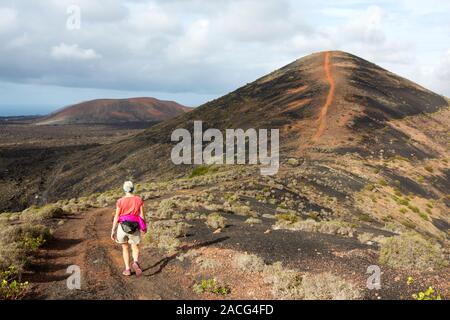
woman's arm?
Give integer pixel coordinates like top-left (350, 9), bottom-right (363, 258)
top-left (140, 203), bottom-right (145, 221)
top-left (139, 203), bottom-right (147, 234)
top-left (111, 206), bottom-right (120, 241)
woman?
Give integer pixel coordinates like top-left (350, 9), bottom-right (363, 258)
top-left (111, 181), bottom-right (146, 277)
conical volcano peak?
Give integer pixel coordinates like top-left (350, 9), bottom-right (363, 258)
top-left (37, 51), bottom-right (449, 209)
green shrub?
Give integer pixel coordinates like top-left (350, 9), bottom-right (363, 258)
top-left (205, 213), bottom-right (226, 229)
top-left (198, 258), bottom-right (219, 270)
top-left (424, 166), bottom-right (434, 173)
top-left (0, 266), bottom-right (28, 300)
top-left (358, 214), bottom-right (372, 222)
top-left (0, 223), bottom-right (52, 270)
top-left (298, 273), bottom-right (361, 300)
top-left (275, 219), bottom-right (355, 237)
top-left (287, 158), bottom-right (300, 166)
top-left (418, 212), bottom-right (429, 221)
top-left (193, 278), bottom-right (229, 295)
top-left (185, 212), bottom-right (204, 220)
top-left (394, 155), bottom-right (409, 162)
top-left (263, 262), bottom-right (360, 300)
top-left (189, 165), bottom-right (218, 178)
top-left (412, 287), bottom-right (442, 300)
top-left (154, 198), bottom-right (177, 219)
top-left (23, 235), bottom-right (47, 251)
top-left (144, 220), bottom-right (190, 253)
top-left (275, 213), bottom-right (298, 224)
top-left (393, 196), bottom-right (409, 206)
top-left (379, 232), bottom-right (448, 269)
top-left (245, 217), bottom-right (262, 225)
top-left (408, 204), bottom-right (420, 214)
top-left (400, 220), bottom-right (416, 229)
top-left (21, 204), bottom-right (65, 222)
top-left (234, 253), bottom-right (265, 273)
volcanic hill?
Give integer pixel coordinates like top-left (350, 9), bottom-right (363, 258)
top-left (2, 51), bottom-right (449, 242)
top-left (36, 97), bottom-right (190, 125)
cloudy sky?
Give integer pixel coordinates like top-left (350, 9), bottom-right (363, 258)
top-left (0, 0), bottom-right (449, 116)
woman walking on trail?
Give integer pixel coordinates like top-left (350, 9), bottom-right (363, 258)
top-left (111, 181), bottom-right (147, 277)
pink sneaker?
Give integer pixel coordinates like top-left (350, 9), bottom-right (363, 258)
top-left (132, 261), bottom-right (142, 277)
top-left (122, 269), bottom-right (131, 276)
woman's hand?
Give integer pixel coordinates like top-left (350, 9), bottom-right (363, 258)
top-left (111, 207), bottom-right (120, 242)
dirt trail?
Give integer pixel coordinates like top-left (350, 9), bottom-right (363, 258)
top-left (312, 52), bottom-right (335, 142)
top-left (28, 208), bottom-right (192, 300)
top-left (26, 181), bottom-right (445, 300)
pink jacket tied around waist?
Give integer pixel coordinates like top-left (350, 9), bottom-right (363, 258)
top-left (118, 214), bottom-right (147, 232)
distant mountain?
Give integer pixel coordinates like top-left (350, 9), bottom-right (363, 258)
top-left (36, 97), bottom-right (191, 125)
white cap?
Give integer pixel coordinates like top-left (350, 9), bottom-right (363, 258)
top-left (123, 181), bottom-right (134, 193)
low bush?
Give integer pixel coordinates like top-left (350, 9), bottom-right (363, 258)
top-left (379, 232), bottom-right (448, 269)
top-left (275, 213), bottom-right (299, 224)
top-left (0, 266), bottom-right (28, 300)
top-left (185, 212), bottom-right (204, 220)
top-left (263, 262), bottom-right (360, 300)
top-left (412, 287), bottom-right (442, 300)
top-left (189, 165), bottom-right (218, 178)
top-left (234, 253), bottom-right (265, 273)
top-left (144, 220), bottom-right (191, 253)
top-left (198, 258), bottom-right (219, 270)
top-left (0, 222), bottom-right (52, 301)
top-left (154, 198), bottom-right (177, 219)
top-left (357, 232), bottom-right (385, 244)
top-left (193, 278), bottom-right (229, 296)
top-left (21, 204), bottom-right (65, 222)
top-left (245, 217), bottom-right (262, 225)
top-left (275, 219), bottom-right (355, 237)
top-left (205, 213), bottom-right (226, 229)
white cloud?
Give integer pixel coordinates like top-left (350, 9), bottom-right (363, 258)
top-left (166, 19), bottom-right (211, 62)
top-left (436, 49), bottom-right (450, 81)
top-left (50, 43), bottom-right (102, 60)
top-left (0, 0), bottom-right (449, 111)
top-left (127, 2), bottom-right (180, 33)
top-left (0, 8), bottom-right (17, 33)
top-left (341, 6), bottom-right (386, 45)
top-left (216, 0), bottom-right (298, 42)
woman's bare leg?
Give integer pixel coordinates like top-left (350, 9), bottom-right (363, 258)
top-left (131, 244), bottom-right (140, 263)
top-left (122, 244), bottom-right (130, 269)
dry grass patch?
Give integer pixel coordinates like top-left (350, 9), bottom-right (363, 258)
top-left (379, 232), bottom-right (448, 269)
top-left (20, 204), bottom-right (65, 222)
top-left (263, 262), bottom-right (361, 300)
top-left (144, 220), bottom-right (191, 253)
top-left (274, 219), bottom-right (355, 237)
top-left (245, 217), bottom-right (262, 225)
top-left (0, 223), bottom-right (52, 270)
top-left (205, 213), bottom-right (226, 229)
top-left (234, 253), bottom-right (265, 273)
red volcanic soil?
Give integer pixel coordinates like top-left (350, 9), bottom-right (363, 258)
top-left (312, 52), bottom-right (336, 143)
top-left (37, 97), bottom-right (191, 125)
